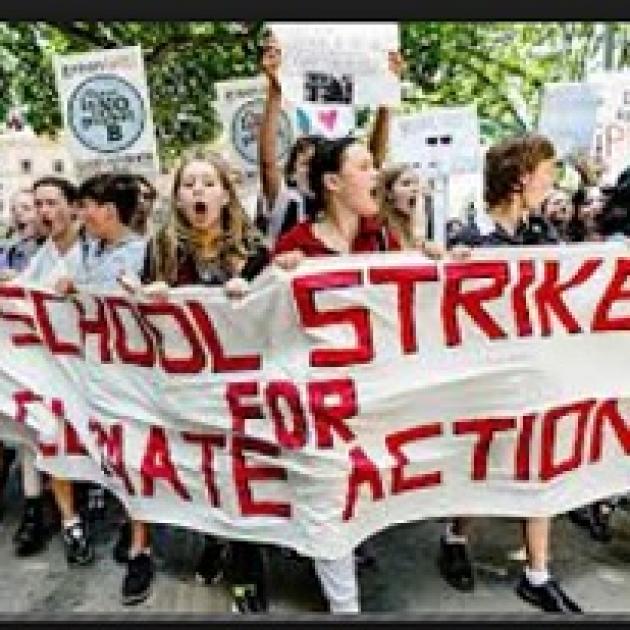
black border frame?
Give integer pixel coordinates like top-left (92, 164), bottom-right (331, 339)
top-left (1, 0), bottom-right (630, 21)
top-left (2, 1), bottom-right (630, 627)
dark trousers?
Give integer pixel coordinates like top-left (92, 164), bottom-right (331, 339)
top-left (203, 535), bottom-right (265, 588)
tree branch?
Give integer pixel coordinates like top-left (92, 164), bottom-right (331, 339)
top-left (46, 22), bottom-right (119, 49)
top-left (452, 56), bottom-right (527, 130)
top-left (146, 28), bottom-right (256, 65)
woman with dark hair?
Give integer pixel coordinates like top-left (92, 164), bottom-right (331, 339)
top-left (274, 135), bottom-right (399, 613)
top-left (257, 31), bottom-right (400, 247)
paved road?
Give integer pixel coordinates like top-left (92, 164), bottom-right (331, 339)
top-left (2, 471), bottom-right (630, 616)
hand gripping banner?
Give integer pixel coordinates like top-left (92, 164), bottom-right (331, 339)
top-left (0, 244), bottom-right (629, 560)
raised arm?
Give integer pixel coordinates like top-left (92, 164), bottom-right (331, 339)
top-left (368, 51), bottom-right (405, 170)
top-left (369, 106), bottom-right (390, 170)
top-left (258, 33), bottom-right (284, 207)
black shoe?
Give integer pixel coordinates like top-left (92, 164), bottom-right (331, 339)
top-left (113, 521), bottom-right (131, 564)
top-left (194, 538), bottom-right (226, 585)
top-left (587, 502), bottom-right (614, 543)
top-left (355, 541), bottom-right (377, 569)
top-left (438, 536), bottom-right (475, 592)
top-left (122, 552), bottom-right (154, 606)
top-left (14, 497), bottom-right (47, 557)
top-left (568, 506), bottom-right (590, 529)
top-left (230, 583), bottom-right (268, 613)
top-left (63, 519), bottom-right (95, 566)
top-left (516, 574), bottom-right (582, 613)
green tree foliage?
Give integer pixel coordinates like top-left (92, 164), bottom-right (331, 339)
top-left (400, 22), bottom-right (630, 142)
top-left (0, 21), bottom-right (628, 160)
top-left (0, 22), bottom-right (265, 164)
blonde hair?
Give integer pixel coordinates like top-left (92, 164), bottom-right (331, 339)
top-left (378, 164), bottom-right (426, 248)
top-left (148, 148), bottom-right (263, 284)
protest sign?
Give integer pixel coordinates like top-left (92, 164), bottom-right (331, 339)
top-left (294, 104), bottom-right (355, 139)
top-left (537, 81), bottom-right (601, 159)
top-left (389, 105), bottom-right (482, 175)
top-left (53, 46), bottom-right (159, 180)
top-left (0, 245), bottom-right (629, 559)
top-left (589, 71), bottom-right (630, 185)
top-left (269, 22), bottom-right (401, 107)
top-left (215, 76), bottom-right (295, 177)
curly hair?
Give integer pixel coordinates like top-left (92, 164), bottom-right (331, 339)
top-left (148, 148), bottom-right (263, 284)
top-left (484, 134), bottom-right (555, 207)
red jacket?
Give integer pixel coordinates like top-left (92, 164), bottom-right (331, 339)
top-left (273, 217), bottom-right (400, 258)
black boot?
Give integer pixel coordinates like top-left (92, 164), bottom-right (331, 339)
top-left (437, 536), bottom-right (475, 592)
top-left (228, 542), bottom-right (268, 613)
top-left (194, 536), bottom-right (227, 585)
top-left (14, 497), bottom-right (47, 557)
top-left (122, 551), bottom-right (154, 606)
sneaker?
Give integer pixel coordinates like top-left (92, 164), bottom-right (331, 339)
top-left (230, 583), bottom-right (267, 613)
top-left (13, 497), bottom-right (47, 557)
top-left (122, 552), bottom-right (154, 606)
top-left (437, 536), bottom-right (475, 592)
top-left (63, 519), bottom-right (95, 566)
top-left (113, 521), bottom-right (131, 564)
top-left (516, 574), bottom-right (582, 613)
top-left (194, 538), bottom-right (226, 585)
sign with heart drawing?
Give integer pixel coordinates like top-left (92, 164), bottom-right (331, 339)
top-left (294, 103), bottom-right (355, 138)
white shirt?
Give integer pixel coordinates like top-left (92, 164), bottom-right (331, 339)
top-left (74, 233), bottom-right (147, 291)
top-left (18, 237), bottom-right (84, 288)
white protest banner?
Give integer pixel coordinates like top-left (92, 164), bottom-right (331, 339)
top-left (215, 76), bottom-right (295, 178)
top-left (589, 71), bottom-right (630, 185)
top-left (0, 244), bottom-right (629, 560)
top-left (53, 46), bottom-right (159, 181)
top-left (269, 22), bottom-right (400, 107)
top-left (537, 81), bottom-right (601, 159)
top-left (294, 104), bottom-right (355, 139)
top-left (389, 105), bottom-right (482, 175)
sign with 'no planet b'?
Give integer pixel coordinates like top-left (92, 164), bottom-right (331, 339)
top-left (215, 76), bottom-right (295, 177)
top-left (53, 46), bottom-right (159, 180)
